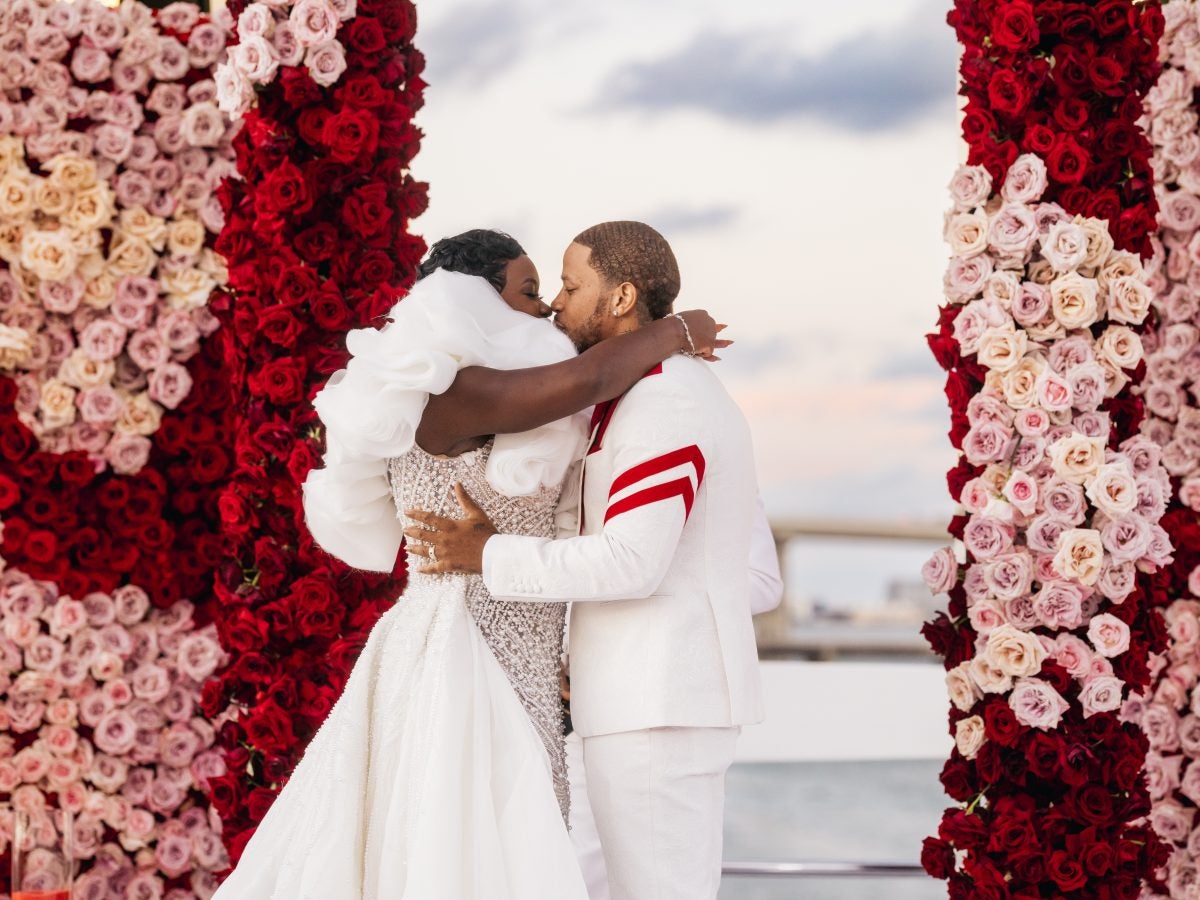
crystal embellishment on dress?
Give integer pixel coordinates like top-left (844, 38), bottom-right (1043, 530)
top-left (388, 440), bottom-right (570, 818)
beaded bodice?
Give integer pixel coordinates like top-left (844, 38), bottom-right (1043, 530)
top-left (387, 441), bottom-right (569, 818)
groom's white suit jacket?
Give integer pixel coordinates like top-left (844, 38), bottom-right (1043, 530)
top-left (482, 355), bottom-right (772, 738)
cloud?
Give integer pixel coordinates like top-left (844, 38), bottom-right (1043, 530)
top-left (420, 2), bottom-right (537, 86)
top-left (870, 350), bottom-right (943, 381)
top-left (718, 335), bottom-right (794, 378)
top-left (595, 2), bottom-right (957, 132)
top-left (645, 204), bottom-right (742, 236)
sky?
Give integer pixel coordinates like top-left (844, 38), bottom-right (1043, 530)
top-left (411, 0), bottom-right (963, 580)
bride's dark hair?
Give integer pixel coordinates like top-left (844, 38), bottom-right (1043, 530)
top-left (417, 229), bottom-right (526, 293)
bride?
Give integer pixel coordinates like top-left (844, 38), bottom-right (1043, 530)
top-left (211, 229), bottom-right (724, 899)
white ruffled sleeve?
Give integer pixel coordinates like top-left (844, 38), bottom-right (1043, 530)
top-left (301, 270), bottom-right (588, 572)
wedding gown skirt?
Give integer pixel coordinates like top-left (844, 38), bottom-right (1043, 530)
top-left (210, 574), bottom-right (589, 900)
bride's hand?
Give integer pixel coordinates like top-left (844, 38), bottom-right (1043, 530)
top-left (674, 310), bottom-right (732, 361)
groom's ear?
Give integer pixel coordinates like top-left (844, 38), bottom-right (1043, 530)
top-left (609, 281), bottom-right (639, 319)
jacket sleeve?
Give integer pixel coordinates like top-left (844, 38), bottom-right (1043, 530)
top-left (748, 494), bottom-right (784, 614)
top-left (482, 386), bottom-right (705, 602)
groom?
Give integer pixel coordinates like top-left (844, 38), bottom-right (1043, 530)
top-left (407, 221), bottom-right (772, 900)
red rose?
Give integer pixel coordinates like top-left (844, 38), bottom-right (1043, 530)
top-left (247, 358), bottom-right (307, 405)
top-left (342, 182), bottom-right (393, 242)
top-left (1046, 135), bottom-right (1088, 185)
top-left (243, 699), bottom-right (296, 755)
top-left (0, 419), bottom-right (35, 462)
top-left (983, 700), bottom-right (1021, 747)
top-left (355, 249), bottom-right (395, 288)
top-left (347, 17), bottom-right (386, 54)
top-left (1047, 850), bottom-right (1087, 892)
top-left (276, 264), bottom-right (320, 307)
top-left (256, 306), bottom-right (303, 350)
top-left (257, 160), bottom-right (311, 217)
top-left (991, 2), bottom-right (1038, 52)
top-left (281, 65), bottom-right (322, 107)
top-left (1095, 0), bottom-right (1134, 37)
top-left (294, 222), bottom-right (340, 261)
top-left (337, 74), bottom-right (388, 109)
top-left (1088, 57), bottom-right (1126, 95)
top-left (246, 787), bottom-right (280, 821)
top-left (311, 284), bottom-right (353, 331)
top-left (218, 488), bottom-right (257, 540)
top-left (206, 770), bottom-right (245, 819)
top-left (921, 837), bottom-right (955, 880)
top-left (321, 108), bottom-right (381, 164)
top-left (986, 69), bottom-right (1030, 117)
top-left (939, 754), bottom-right (978, 803)
top-left (219, 605), bottom-right (271, 654)
top-left (298, 106), bottom-right (333, 148)
top-left (937, 809), bottom-right (988, 852)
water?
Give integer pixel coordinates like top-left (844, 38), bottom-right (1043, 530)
top-left (720, 759), bottom-right (947, 900)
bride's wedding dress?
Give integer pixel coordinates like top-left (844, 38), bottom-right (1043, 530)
top-left (211, 271), bottom-right (590, 899)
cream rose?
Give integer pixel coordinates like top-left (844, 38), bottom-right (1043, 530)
top-left (955, 716), bottom-right (987, 760)
top-left (946, 209), bottom-right (989, 258)
top-left (949, 164), bottom-right (991, 210)
top-left (117, 206), bottom-right (167, 249)
top-left (969, 655), bottom-right (1014, 695)
top-left (107, 234), bottom-right (157, 277)
top-left (1078, 217), bottom-right (1115, 272)
top-left (20, 229), bottom-right (77, 282)
top-left (0, 170), bottom-right (34, 219)
top-left (1048, 434), bottom-right (1106, 484)
top-left (1053, 528), bottom-right (1105, 586)
top-left (115, 391), bottom-right (162, 437)
top-left (976, 326), bottom-right (1028, 373)
top-left (1086, 463), bottom-right (1138, 516)
top-left (985, 624), bottom-right (1048, 678)
top-left (165, 217), bottom-right (206, 258)
top-left (33, 178), bottom-right (71, 218)
top-left (946, 662), bottom-right (981, 712)
top-left (1107, 275), bottom-right (1153, 326)
top-left (38, 378), bottom-right (76, 429)
top-left (1095, 325), bottom-right (1143, 370)
top-left (1041, 221), bottom-right (1089, 272)
top-left (1049, 271), bottom-right (1100, 330)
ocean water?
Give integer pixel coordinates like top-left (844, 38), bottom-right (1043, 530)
top-left (720, 759), bottom-right (947, 900)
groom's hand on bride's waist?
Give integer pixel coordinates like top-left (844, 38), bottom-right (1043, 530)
top-left (403, 483), bottom-right (497, 575)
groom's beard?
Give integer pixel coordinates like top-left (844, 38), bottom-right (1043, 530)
top-left (568, 307), bottom-right (608, 353)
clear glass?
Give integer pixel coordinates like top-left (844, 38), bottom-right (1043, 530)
top-left (10, 806), bottom-right (73, 900)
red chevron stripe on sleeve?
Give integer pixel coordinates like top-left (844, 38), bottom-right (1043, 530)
top-left (603, 476), bottom-right (696, 525)
top-left (608, 445), bottom-right (706, 498)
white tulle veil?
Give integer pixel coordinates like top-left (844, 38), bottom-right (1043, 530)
top-left (301, 269), bottom-right (588, 572)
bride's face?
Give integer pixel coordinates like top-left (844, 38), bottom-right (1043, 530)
top-left (499, 255), bottom-right (551, 318)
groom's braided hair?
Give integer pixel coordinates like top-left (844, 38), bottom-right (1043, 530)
top-left (417, 229), bottom-right (525, 294)
top-left (573, 221), bottom-right (680, 321)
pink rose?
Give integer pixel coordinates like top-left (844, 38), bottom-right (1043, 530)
top-left (948, 164), bottom-right (991, 210)
top-left (176, 633), bottom-right (222, 683)
top-left (1065, 362), bottom-right (1106, 412)
top-left (1100, 514), bottom-right (1154, 563)
top-left (160, 1), bottom-right (201, 31)
top-left (152, 115), bottom-right (187, 156)
top-left (1009, 677), bottom-right (1070, 730)
top-left (988, 203), bottom-right (1039, 257)
top-left (1080, 675), bottom-right (1124, 718)
top-left (273, 23), bottom-right (304, 66)
top-left (92, 123), bottom-right (133, 163)
top-left (1012, 282), bottom-right (1050, 327)
top-left (159, 723), bottom-right (201, 769)
top-left (1026, 514), bottom-right (1071, 554)
top-left (149, 36), bottom-right (190, 81)
top-left (78, 318), bottom-right (127, 362)
top-left (188, 24), bottom-right (228, 69)
top-left (1073, 411), bottom-right (1109, 439)
top-left (306, 40), bottom-right (347, 87)
top-left (290, 0), bottom-right (340, 45)
top-left (231, 35), bottom-right (279, 84)
top-left (156, 310), bottom-right (200, 351)
top-left (1001, 155), bottom-right (1048, 205)
top-left (113, 586), bottom-right (150, 626)
top-left (963, 421), bottom-right (1014, 466)
top-left (93, 709), bottom-right (137, 755)
top-left (1032, 580), bottom-right (1086, 630)
top-left (160, 684), bottom-right (194, 722)
top-left (103, 433), bottom-right (152, 475)
top-left (146, 363), bottom-right (192, 410)
top-left (1052, 634), bottom-right (1093, 678)
top-left (148, 776), bottom-right (186, 814)
top-left (944, 255), bottom-right (993, 303)
top-left (1047, 335), bottom-right (1094, 373)
top-left (115, 170), bottom-right (154, 209)
top-left (1150, 801), bottom-right (1195, 846)
top-left (1001, 471), bottom-right (1037, 516)
top-left (1033, 202), bottom-right (1070, 235)
top-left (963, 516), bottom-right (1014, 561)
top-left (70, 46), bottom-right (111, 84)
top-left (985, 552), bottom-right (1034, 602)
top-left (1088, 613), bottom-right (1131, 658)
top-left (967, 597), bottom-right (1007, 635)
top-left (155, 832), bottom-right (193, 878)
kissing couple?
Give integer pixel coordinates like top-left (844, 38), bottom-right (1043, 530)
top-left (212, 221), bottom-right (781, 900)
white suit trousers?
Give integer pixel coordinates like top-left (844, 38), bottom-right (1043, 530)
top-left (582, 726), bottom-right (740, 900)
